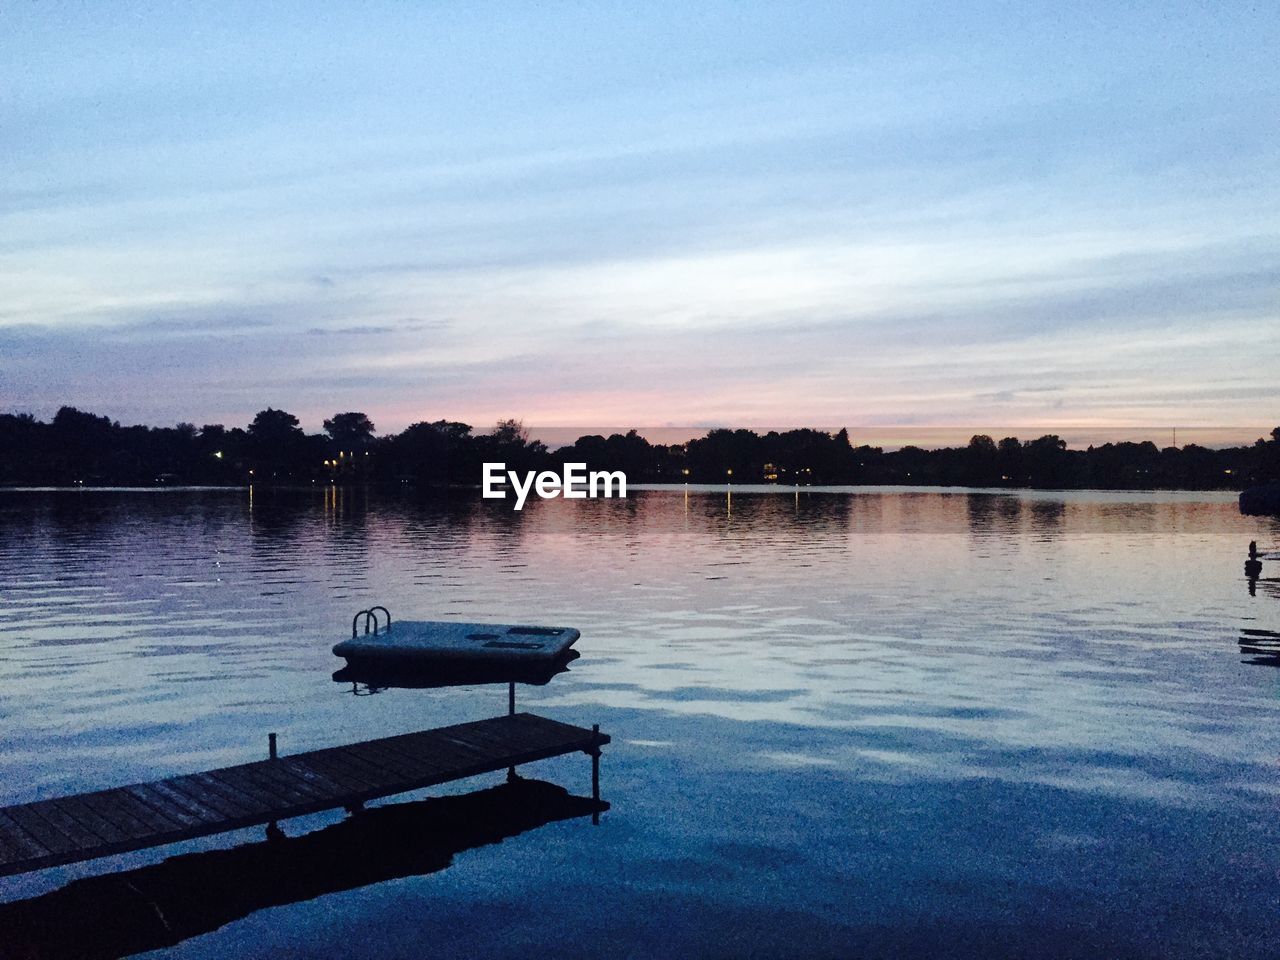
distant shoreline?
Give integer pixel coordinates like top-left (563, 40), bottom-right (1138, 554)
top-left (0, 482), bottom-right (1249, 498)
top-left (3, 408), bottom-right (1276, 491)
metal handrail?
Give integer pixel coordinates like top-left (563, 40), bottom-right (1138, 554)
top-left (351, 606), bottom-right (393, 639)
top-left (351, 610), bottom-right (371, 639)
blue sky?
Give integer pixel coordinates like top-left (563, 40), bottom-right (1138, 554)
top-left (2, 1), bottom-right (1277, 439)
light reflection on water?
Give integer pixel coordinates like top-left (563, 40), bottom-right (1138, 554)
top-left (2, 486), bottom-right (1280, 957)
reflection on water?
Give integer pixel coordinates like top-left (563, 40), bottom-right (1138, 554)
top-left (1239, 627), bottom-right (1280, 666)
top-left (1242, 543), bottom-right (1280, 663)
top-left (0, 778), bottom-right (606, 960)
top-left (2, 487), bottom-right (1280, 957)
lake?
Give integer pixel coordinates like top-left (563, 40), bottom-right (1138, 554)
top-left (1, 485), bottom-right (1278, 958)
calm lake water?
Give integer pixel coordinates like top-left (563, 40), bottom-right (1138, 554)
top-left (1, 486), bottom-right (1279, 958)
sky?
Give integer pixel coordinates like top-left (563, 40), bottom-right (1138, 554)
top-left (2, 1), bottom-right (1278, 442)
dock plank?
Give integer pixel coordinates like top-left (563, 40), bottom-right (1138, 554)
top-left (203, 768), bottom-right (293, 811)
top-left (0, 829), bottom-right (41, 865)
top-left (228, 763), bottom-right (319, 807)
top-left (145, 780), bottom-right (230, 823)
top-left (287, 755), bottom-right (374, 795)
top-left (332, 744), bottom-right (424, 782)
top-left (0, 713), bottom-right (608, 878)
top-left (0, 812), bottom-right (50, 859)
top-left (122, 784), bottom-right (211, 830)
top-left (250, 762), bottom-right (330, 803)
top-left (46, 797), bottom-right (129, 846)
top-left (351, 741), bottom-right (443, 781)
top-left (80, 788), bottom-right (167, 838)
top-left (383, 732), bottom-right (488, 772)
top-left (28, 800), bottom-right (106, 849)
top-left (314, 747), bottom-right (399, 786)
top-left (93, 789), bottom-right (186, 835)
top-left (0, 819), bottom-right (44, 864)
top-left (158, 775), bottom-right (253, 821)
top-left (273, 757), bottom-right (350, 794)
top-left (297, 749), bottom-right (389, 792)
top-left (4, 806), bottom-right (82, 857)
top-left (185, 773), bottom-right (274, 819)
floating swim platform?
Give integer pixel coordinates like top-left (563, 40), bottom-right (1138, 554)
top-left (333, 609), bottom-right (580, 666)
top-left (334, 649), bottom-right (580, 691)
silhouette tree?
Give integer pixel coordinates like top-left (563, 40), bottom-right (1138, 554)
top-left (247, 408), bottom-right (307, 479)
top-left (387, 420), bottom-right (475, 483)
top-left (1258, 428), bottom-right (1280, 483)
top-left (248, 408), bottom-right (302, 440)
top-left (472, 419), bottom-right (548, 477)
top-left (490, 419), bottom-right (531, 446)
top-left (963, 434), bottom-right (999, 486)
top-left (1023, 435), bottom-right (1072, 486)
top-left (49, 406), bottom-right (115, 480)
top-left (4, 404), bottom-right (1278, 490)
top-left (997, 437), bottom-right (1023, 483)
top-left (686, 428), bottom-right (762, 480)
top-left (323, 412), bottom-right (376, 451)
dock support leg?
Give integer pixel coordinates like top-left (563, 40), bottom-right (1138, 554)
top-left (506, 682), bottom-right (517, 781)
top-left (266, 734), bottom-right (283, 836)
top-left (591, 723), bottom-right (601, 826)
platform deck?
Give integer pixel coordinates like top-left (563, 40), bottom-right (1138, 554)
top-left (0, 712), bottom-right (608, 878)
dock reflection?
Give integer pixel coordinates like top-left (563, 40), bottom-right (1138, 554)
top-left (0, 778), bottom-right (607, 960)
top-left (1245, 570), bottom-right (1279, 600)
top-left (1242, 544), bottom-right (1280, 663)
top-left (1239, 627), bottom-right (1280, 667)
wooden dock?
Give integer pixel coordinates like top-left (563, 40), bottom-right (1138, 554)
top-left (2, 778), bottom-right (606, 958)
top-left (0, 712), bottom-right (609, 879)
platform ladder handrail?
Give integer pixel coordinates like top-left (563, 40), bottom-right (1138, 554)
top-left (351, 606), bottom-right (392, 639)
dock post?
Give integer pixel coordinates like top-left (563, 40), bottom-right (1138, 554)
top-left (266, 731), bottom-right (283, 833)
top-left (505, 682), bottom-right (518, 781)
top-left (591, 723), bottom-right (601, 825)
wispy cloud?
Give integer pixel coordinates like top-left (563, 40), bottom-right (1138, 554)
top-left (1, 2), bottom-right (1276, 432)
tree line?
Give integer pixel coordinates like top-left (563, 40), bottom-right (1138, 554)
top-left (1, 406), bottom-right (1277, 490)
